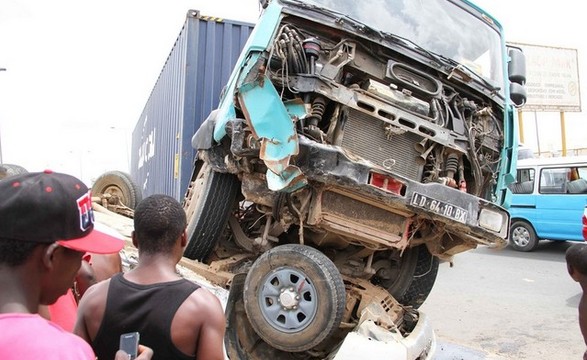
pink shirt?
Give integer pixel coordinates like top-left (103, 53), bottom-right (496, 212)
top-left (48, 288), bottom-right (78, 332)
top-left (0, 313), bottom-right (95, 360)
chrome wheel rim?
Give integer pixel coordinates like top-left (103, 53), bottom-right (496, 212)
top-left (512, 226), bottom-right (530, 247)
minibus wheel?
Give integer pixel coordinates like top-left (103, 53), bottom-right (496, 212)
top-left (509, 220), bottom-right (538, 252)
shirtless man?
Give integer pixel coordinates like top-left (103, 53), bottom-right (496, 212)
top-left (75, 194), bottom-right (226, 360)
top-left (566, 243), bottom-right (587, 360)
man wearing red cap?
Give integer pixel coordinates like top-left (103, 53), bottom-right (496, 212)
top-left (0, 170), bottom-right (151, 359)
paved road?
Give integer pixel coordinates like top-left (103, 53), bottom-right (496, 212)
top-left (420, 241), bottom-right (585, 360)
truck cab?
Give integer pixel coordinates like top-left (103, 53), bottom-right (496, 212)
top-left (183, 0), bottom-right (526, 357)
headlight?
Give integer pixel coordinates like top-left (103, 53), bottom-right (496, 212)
top-left (479, 208), bottom-right (505, 233)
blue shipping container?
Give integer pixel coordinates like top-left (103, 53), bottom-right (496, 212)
top-left (131, 10), bottom-right (254, 201)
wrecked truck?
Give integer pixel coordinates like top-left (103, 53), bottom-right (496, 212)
top-left (180, 0), bottom-right (526, 358)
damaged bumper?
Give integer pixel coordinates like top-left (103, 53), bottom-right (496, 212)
top-left (330, 312), bottom-right (436, 360)
top-left (290, 135), bottom-right (509, 248)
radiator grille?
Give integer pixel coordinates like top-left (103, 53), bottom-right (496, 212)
top-left (341, 109), bottom-right (422, 180)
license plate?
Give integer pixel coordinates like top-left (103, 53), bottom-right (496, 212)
top-left (410, 192), bottom-right (468, 223)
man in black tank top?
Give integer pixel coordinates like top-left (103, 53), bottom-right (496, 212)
top-left (74, 195), bottom-right (226, 360)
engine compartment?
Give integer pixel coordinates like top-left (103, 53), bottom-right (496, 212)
top-left (264, 17), bottom-right (505, 197)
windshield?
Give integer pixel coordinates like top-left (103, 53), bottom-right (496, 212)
top-left (296, 0), bottom-right (505, 91)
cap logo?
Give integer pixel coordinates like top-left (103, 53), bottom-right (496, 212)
top-left (77, 190), bottom-right (95, 231)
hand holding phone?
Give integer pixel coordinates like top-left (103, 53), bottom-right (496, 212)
top-left (119, 332), bottom-right (140, 360)
top-left (115, 345), bottom-right (153, 360)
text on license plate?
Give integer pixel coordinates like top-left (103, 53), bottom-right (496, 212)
top-left (410, 192), bottom-right (468, 223)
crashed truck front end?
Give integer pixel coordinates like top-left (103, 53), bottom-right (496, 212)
top-left (195, 0), bottom-right (520, 260)
top-left (190, 0), bottom-right (524, 357)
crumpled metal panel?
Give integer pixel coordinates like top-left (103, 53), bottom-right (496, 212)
top-left (212, 1), bottom-right (284, 143)
top-left (237, 81), bottom-right (298, 164)
top-left (331, 312), bottom-right (436, 360)
top-left (265, 165), bottom-right (307, 192)
top-left (236, 53), bottom-right (307, 192)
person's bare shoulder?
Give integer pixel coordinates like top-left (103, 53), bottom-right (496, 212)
top-left (169, 283), bottom-right (226, 356)
top-left (81, 278), bottom-right (111, 303)
top-left (194, 287), bottom-right (225, 329)
top-left (174, 285), bottom-right (225, 327)
top-left (77, 278), bottom-right (112, 320)
top-left (194, 286), bottom-right (222, 305)
top-left (74, 278), bottom-right (113, 340)
top-left (183, 286), bottom-right (223, 313)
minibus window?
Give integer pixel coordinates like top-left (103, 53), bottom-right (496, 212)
top-left (567, 166), bottom-right (587, 194)
top-left (539, 168), bottom-right (568, 194)
top-left (509, 169), bottom-right (535, 194)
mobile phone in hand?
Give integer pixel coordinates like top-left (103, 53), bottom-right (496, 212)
top-left (119, 332), bottom-right (140, 360)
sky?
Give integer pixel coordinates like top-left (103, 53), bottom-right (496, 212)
top-left (0, 0), bottom-right (585, 185)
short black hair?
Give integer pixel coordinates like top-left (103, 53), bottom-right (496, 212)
top-left (566, 243), bottom-right (587, 275)
top-left (133, 194), bottom-right (187, 255)
top-left (0, 238), bottom-right (43, 266)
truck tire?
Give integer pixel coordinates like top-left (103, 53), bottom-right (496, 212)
top-left (243, 244), bottom-right (345, 352)
top-left (0, 164), bottom-right (28, 180)
top-left (509, 220), bottom-right (539, 252)
top-left (92, 171), bottom-right (142, 209)
top-left (183, 160), bottom-right (239, 261)
top-left (225, 274), bottom-right (301, 359)
top-left (372, 244), bottom-right (439, 308)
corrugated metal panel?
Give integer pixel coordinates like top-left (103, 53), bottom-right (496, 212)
top-left (131, 10), bottom-right (254, 201)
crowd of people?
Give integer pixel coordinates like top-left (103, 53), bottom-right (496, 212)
top-left (0, 170), bottom-right (225, 359)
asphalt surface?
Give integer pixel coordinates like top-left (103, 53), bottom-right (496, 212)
top-left (420, 241), bottom-right (585, 360)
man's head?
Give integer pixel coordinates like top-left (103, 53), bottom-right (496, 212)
top-left (0, 170), bottom-right (124, 305)
top-left (566, 243), bottom-right (587, 281)
top-left (132, 194), bottom-right (187, 255)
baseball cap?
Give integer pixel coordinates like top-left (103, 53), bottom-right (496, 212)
top-left (0, 170), bottom-right (124, 254)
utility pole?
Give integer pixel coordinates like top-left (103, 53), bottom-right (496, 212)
top-left (0, 68), bottom-right (5, 164)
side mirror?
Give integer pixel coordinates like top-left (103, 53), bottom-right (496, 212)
top-left (510, 82), bottom-right (527, 107)
top-left (259, 0), bottom-right (269, 9)
top-left (508, 47), bottom-right (526, 84)
top-left (507, 47), bottom-right (527, 107)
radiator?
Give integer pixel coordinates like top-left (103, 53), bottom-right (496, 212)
top-left (341, 108), bottom-right (422, 180)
